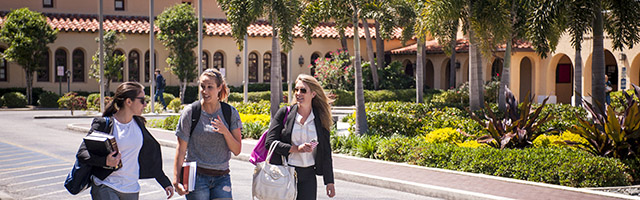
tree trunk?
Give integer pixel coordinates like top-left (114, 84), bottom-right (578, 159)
top-left (339, 31), bottom-right (349, 51)
top-left (416, 37), bottom-right (424, 103)
top-left (361, 18), bottom-right (379, 89)
top-left (449, 27), bottom-right (457, 88)
top-left (353, 9), bottom-right (368, 135)
top-left (180, 76), bottom-right (187, 103)
top-left (375, 21), bottom-right (384, 70)
top-left (574, 46), bottom-right (583, 106)
top-left (25, 69), bottom-right (33, 105)
top-left (468, 15), bottom-right (484, 111)
top-left (498, 39), bottom-right (512, 111)
top-left (105, 79), bottom-right (111, 97)
top-left (592, 5), bottom-right (605, 112)
top-left (270, 15), bottom-right (282, 118)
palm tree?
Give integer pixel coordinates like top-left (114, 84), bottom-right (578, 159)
top-left (219, 0), bottom-right (303, 117)
top-left (301, 0), bottom-right (369, 134)
top-left (393, 0), bottom-right (424, 102)
top-left (361, 17), bottom-right (380, 89)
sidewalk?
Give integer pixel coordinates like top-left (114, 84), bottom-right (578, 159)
top-left (67, 123), bottom-right (638, 200)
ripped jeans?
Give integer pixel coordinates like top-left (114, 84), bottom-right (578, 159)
top-left (186, 173), bottom-right (233, 200)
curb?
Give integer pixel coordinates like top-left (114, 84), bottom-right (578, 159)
top-left (65, 123), bottom-right (639, 200)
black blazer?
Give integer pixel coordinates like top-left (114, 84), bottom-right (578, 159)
top-left (265, 104), bottom-right (335, 185)
top-left (76, 116), bottom-right (172, 189)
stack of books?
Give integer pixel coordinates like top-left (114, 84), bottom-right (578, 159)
top-left (83, 131), bottom-right (122, 170)
top-left (180, 162), bottom-right (197, 192)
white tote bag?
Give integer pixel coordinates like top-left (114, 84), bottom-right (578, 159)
top-left (252, 141), bottom-right (297, 200)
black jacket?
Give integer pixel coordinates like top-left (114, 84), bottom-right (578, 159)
top-left (265, 104), bottom-right (335, 185)
top-left (76, 116), bottom-right (172, 189)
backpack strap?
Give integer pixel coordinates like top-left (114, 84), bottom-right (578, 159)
top-left (189, 101), bottom-right (201, 136)
top-left (220, 102), bottom-right (232, 129)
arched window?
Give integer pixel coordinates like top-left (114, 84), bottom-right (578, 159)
top-left (113, 50), bottom-right (124, 82)
top-left (263, 53), bottom-right (271, 82)
top-left (202, 51), bottom-right (209, 69)
top-left (0, 47), bottom-right (7, 82)
top-left (491, 58), bottom-right (503, 80)
top-left (249, 52), bottom-right (258, 82)
top-left (128, 50), bottom-right (140, 82)
top-left (310, 53), bottom-right (320, 76)
top-left (213, 51), bottom-right (224, 69)
top-left (281, 53), bottom-right (287, 82)
top-left (38, 49), bottom-right (50, 82)
top-left (55, 49), bottom-right (67, 82)
top-left (72, 49), bottom-right (85, 82)
top-left (325, 52), bottom-right (332, 60)
top-left (145, 50), bottom-right (157, 82)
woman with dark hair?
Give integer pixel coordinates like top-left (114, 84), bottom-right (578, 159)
top-left (173, 68), bottom-right (243, 199)
top-left (76, 82), bottom-right (174, 199)
top-left (266, 74), bottom-right (336, 200)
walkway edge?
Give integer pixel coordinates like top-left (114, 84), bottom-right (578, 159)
top-left (66, 123), bottom-right (639, 200)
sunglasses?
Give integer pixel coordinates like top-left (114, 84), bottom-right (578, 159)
top-left (133, 97), bottom-right (149, 104)
top-left (294, 88), bottom-right (307, 94)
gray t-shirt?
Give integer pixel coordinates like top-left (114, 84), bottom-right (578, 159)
top-left (175, 103), bottom-right (242, 170)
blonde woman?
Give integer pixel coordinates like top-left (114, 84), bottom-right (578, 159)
top-left (265, 74), bottom-right (336, 200)
top-left (173, 68), bottom-right (242, 200)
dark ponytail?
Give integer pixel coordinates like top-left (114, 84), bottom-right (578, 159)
top-left (102, 82), bottom-right (144, 117)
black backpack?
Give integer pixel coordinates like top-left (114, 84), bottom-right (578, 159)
top-left (189, 101), bottom-right (232, 135)
top-left (158, 76), bottom-right (166, 89)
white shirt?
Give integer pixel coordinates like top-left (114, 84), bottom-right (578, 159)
top-left (93, 117), bottom-right (143, 193)
top-left (288, 111), bottom-right (317, 167)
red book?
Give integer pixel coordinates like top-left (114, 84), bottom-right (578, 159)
top-left (180, 162), bottom-right (196, 192)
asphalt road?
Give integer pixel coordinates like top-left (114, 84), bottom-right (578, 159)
top-left (0, 110), bottom-right (437, 200)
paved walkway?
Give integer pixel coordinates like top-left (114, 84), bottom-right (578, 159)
top-left (67, 123), bottom-right (638, 200)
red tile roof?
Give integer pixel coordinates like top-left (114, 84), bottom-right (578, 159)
top-left (389, 39), bottom-right (532, 55)
top-left (0, 12), bottom-right (403, 39)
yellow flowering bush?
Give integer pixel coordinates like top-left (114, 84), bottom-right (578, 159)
top-left (240, 113), bottom-right (270, 127)
top-left (424, 128), bottom-right (463, 144)
top-left (456, 140), bottom-right (488, 148)
top-left (533, 131), bottom-right (588, 148)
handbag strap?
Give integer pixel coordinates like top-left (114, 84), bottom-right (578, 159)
top-left (266, 141), bottom-right (290, 167)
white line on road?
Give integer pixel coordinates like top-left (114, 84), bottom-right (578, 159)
top-left (7, 174), bottom-right (66, 186)
top-left (14, 181), bottom-right (61, 192)
top-left (0, 167), bottom-right (68, 181)
top-left (0, 157), bottom-right (54, 168)
top-left (22, 189), bottom-right (67, 200)
top-left (0, 151), bottom-right (33, 159)
top-left (0, 154), bottom-right (40, 163)
top-left (0, 163), bottom-right (69, 174)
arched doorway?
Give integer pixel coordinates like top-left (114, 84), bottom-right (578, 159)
top-left (404, 59), bottom-right (414, 77)
top-left (555, 55), bottom-right (573, 104)
top-left (519, 57), bottom-right (533, 102)
top-left (426, 60), bottom-right (434, 89)
top-left (604, 50), bottom-right (618, 92)
top-left (491, 58), bottom-right (503, 81)
top-left (442, 59), bottom-right (452, 89)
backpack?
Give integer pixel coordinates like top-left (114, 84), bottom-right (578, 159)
top-left (189, 101), bottom-right (232, 135)
top-left (250, 106), bottom-right (290, 165)
top-left (158, 76), bottom-right (166, 89)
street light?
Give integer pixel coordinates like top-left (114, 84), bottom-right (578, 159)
top-left (235, 55), bottom-right (241, 66)
top-left (298, 55), bottom-right (304, 67)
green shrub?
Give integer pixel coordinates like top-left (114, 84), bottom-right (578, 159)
top-left (86, 93), bottom-right (100, 110)
top-left (145, 102), bottom-right (164, 113)
top-left (1, 92), bottom-right (27, 108)
top-left (330, 134), bottom-right (382, 158)
top-left (456, 140), bottom-right (488, 148)
top-left (162, 115), bottom-right (180, 131)
top-left (38, 91), bottom-right (60, 108)
top-left (0, 96), bottom-right (3, 107)
top-left (57, 92), bottom-right (87, 115)
top-left (163, 93), bottom-right (175, 106)
top-left (408, 143), bottom-right (631, 187)
top-left (230, 101), bottom-right (271, 115)
top-left (536, 103), bottom-right (586, 134)
top-left (0, 87), bottom-right (44, 105)
top-left (228, 92), bottom-right (243, 102)
top-left (533, 131), bottom-right (588, 148)
top-left (424, 128), bottom-right (463, 144)
top-left (168, 98), bottom-right (182, 113)
top-left (374, 136), bottom-right (421, 162)
top-left (242, 122), bottom-right (268, 139)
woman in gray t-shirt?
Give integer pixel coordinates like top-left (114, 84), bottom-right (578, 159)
top-left (172, 69), bottom-right (242, 199)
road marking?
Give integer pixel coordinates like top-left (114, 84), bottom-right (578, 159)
top-left (0, 167), bottom-right (68, 181)
top-left (14, 181), bottom-right (61, 192)
top-left (0, 151), bottom-right (33, 159)
top-left (0, 154), bottom-right (41, 163)
top-left (0, 157), bottom-right (54, 168)
top-left (0, 163), bottom-right (69, 174)
top-left (0, 149), bottom-right (29, 155)
top-left (22, 189), bottom-right (67, 200)
top-left (139, 190), bottom-right (163, 197)
top-left (0, 139), bottom-right (74, 162)
top-left (7, 174), bottom-right (66, 186)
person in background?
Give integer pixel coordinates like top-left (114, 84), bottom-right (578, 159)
top-left (173, 68), bottom-right (242, 200)
top-left (155, 69), bottom-right (167, 110)
top-left (76, 82), bottom-right (174, 199)
top-left (606, 75), bottom-right (613, 105)
top-left (266, 74), bottom-right (336, 200)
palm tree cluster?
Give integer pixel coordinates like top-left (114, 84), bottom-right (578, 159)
top-left (218, 0), bottom-right (640, 135)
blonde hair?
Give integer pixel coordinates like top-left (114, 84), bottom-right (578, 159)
top-left (292, 74), bottom-right (333, 131)
top-left (198, 68), bottom-right (229, 102)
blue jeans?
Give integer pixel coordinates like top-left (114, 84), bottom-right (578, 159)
top-left (155, 89), bottom-right (166, 108)
top-left (186, 173), bottom-right (233, 200)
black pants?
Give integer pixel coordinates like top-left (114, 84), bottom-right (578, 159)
top-left (295, 166), bottom-right (317, 200)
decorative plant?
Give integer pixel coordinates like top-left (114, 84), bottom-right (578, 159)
top-left (57, 92), bottom-right (87, 115)
top-left (312, 49), bottom-right (354, 90)
top-left (470, 87), bottom-right (554, 149)
top-left (567, 84), bottom-right (640, 159)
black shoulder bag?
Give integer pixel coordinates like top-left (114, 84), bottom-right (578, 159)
top-left (64, 117), bottom-right (111, 195)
